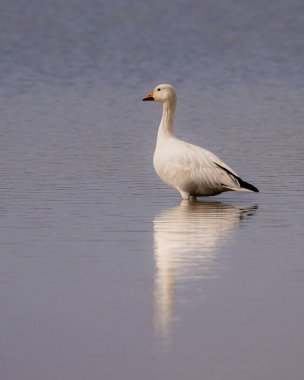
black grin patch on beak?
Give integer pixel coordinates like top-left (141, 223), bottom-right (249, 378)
top-left (142, 96), bottom-right (154, 101)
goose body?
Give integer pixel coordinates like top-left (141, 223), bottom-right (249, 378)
top-left (142, 84), bottom-right (258, 200)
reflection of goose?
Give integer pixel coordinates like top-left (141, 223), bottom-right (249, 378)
top-left (153, 200), bottom-right (258, 343)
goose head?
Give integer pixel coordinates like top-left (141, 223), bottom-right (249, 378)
top-left (142, 84), bottom-right (176, 103)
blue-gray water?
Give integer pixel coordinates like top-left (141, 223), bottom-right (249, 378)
top-left (1, 1), bottom-right (304, 379)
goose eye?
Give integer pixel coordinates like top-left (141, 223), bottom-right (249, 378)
top-left (157, 88), bottom-right (161, 91)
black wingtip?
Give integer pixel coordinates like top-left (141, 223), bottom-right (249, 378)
top-left (238, 178), bottom-right (259, 192)
top-left (213, 162), bottom-right (259, 193)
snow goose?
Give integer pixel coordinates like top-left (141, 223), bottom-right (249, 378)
top-left (142, 84), bottom-right (259, 200)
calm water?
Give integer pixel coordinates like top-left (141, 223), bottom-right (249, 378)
top-left (1, 1), bottom-right (304, 379)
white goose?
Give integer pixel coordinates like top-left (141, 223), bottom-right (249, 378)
top-left (142, 84), bottom-right (259, 200)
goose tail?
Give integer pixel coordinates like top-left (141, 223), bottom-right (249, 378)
top-left (214, 162), bottom-right (259, 193)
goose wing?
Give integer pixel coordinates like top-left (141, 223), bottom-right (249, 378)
top-left (155, 140), bottom-right (241, 192)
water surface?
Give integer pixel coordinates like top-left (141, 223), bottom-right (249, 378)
top-left (0, 1), bottom-right (304, 379)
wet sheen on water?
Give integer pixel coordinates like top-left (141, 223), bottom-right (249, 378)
top-left (0, 1), bottom-right (304, 379)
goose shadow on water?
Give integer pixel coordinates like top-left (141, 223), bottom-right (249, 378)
top-left (153, 199), bottom-right (258, 344)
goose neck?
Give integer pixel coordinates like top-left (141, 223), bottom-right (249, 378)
top-left (158, 100), bottom-right (176, 137)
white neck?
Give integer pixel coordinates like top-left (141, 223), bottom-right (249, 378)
top-left (157, 98), bottom-right (176, 140)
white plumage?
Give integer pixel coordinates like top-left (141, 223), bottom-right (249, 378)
top-left (142, 84), bottom-right (259, 200)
